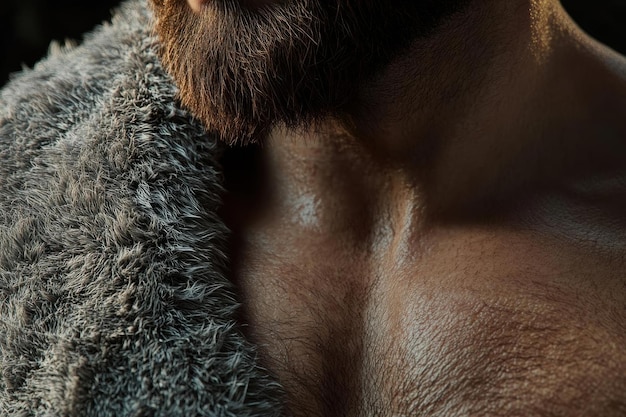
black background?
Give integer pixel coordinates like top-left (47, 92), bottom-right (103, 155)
top-left (1, 0), bottom-right (626, 87)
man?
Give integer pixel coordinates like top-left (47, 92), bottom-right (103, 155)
top-left (0, 0), bottom-right (624, 415)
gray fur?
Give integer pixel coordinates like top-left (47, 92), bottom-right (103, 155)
top-left (0, 1), bottom-right (284, 415)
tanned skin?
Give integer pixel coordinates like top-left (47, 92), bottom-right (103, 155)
top-left (156, 0), bottom-right (626, 415)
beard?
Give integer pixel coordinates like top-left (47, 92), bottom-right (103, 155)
top-left (152, 0), bottom-right (468, 144)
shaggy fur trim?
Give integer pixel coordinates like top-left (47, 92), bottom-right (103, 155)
top-left (0, 1), bottom-right (284, 415)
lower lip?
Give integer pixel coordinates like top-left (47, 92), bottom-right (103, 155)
top-left (187, 0), bottom-right (207, 13)
top-left (188, 0), bottom-right (279, 12)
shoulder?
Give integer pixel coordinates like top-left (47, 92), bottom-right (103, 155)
top-left (0, 0), bottom-right (221, 219)
top-left (0, 0), bottom-right (224, 275)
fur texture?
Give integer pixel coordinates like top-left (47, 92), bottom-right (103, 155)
top-left (0, 1), bottom-right (283, 415)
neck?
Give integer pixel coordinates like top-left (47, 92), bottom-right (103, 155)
top-left (346, 0), bottom-right (556, 153)
top-left (226, 0), bottom-right (626, 241)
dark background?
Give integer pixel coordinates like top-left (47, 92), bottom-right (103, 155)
top-left (1, 0), bottom-right (626, 88)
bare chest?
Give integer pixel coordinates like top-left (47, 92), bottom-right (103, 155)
top-left (230, 226), bottom-right (626, 417)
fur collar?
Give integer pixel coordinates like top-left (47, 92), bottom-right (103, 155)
top-left (0, 1), bottom-right (283, 415)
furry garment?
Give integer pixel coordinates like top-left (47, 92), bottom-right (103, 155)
top-left (0, 1), bottom-right (283, 415)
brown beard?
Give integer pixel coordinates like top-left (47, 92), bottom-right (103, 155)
top-left (151, 0), bottom-right (468, 144)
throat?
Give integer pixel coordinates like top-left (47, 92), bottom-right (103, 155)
top-left (220, 145), bottom-right (407, 415)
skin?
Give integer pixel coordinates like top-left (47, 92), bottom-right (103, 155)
top-left (186, 0), bottom-right (626, 415)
